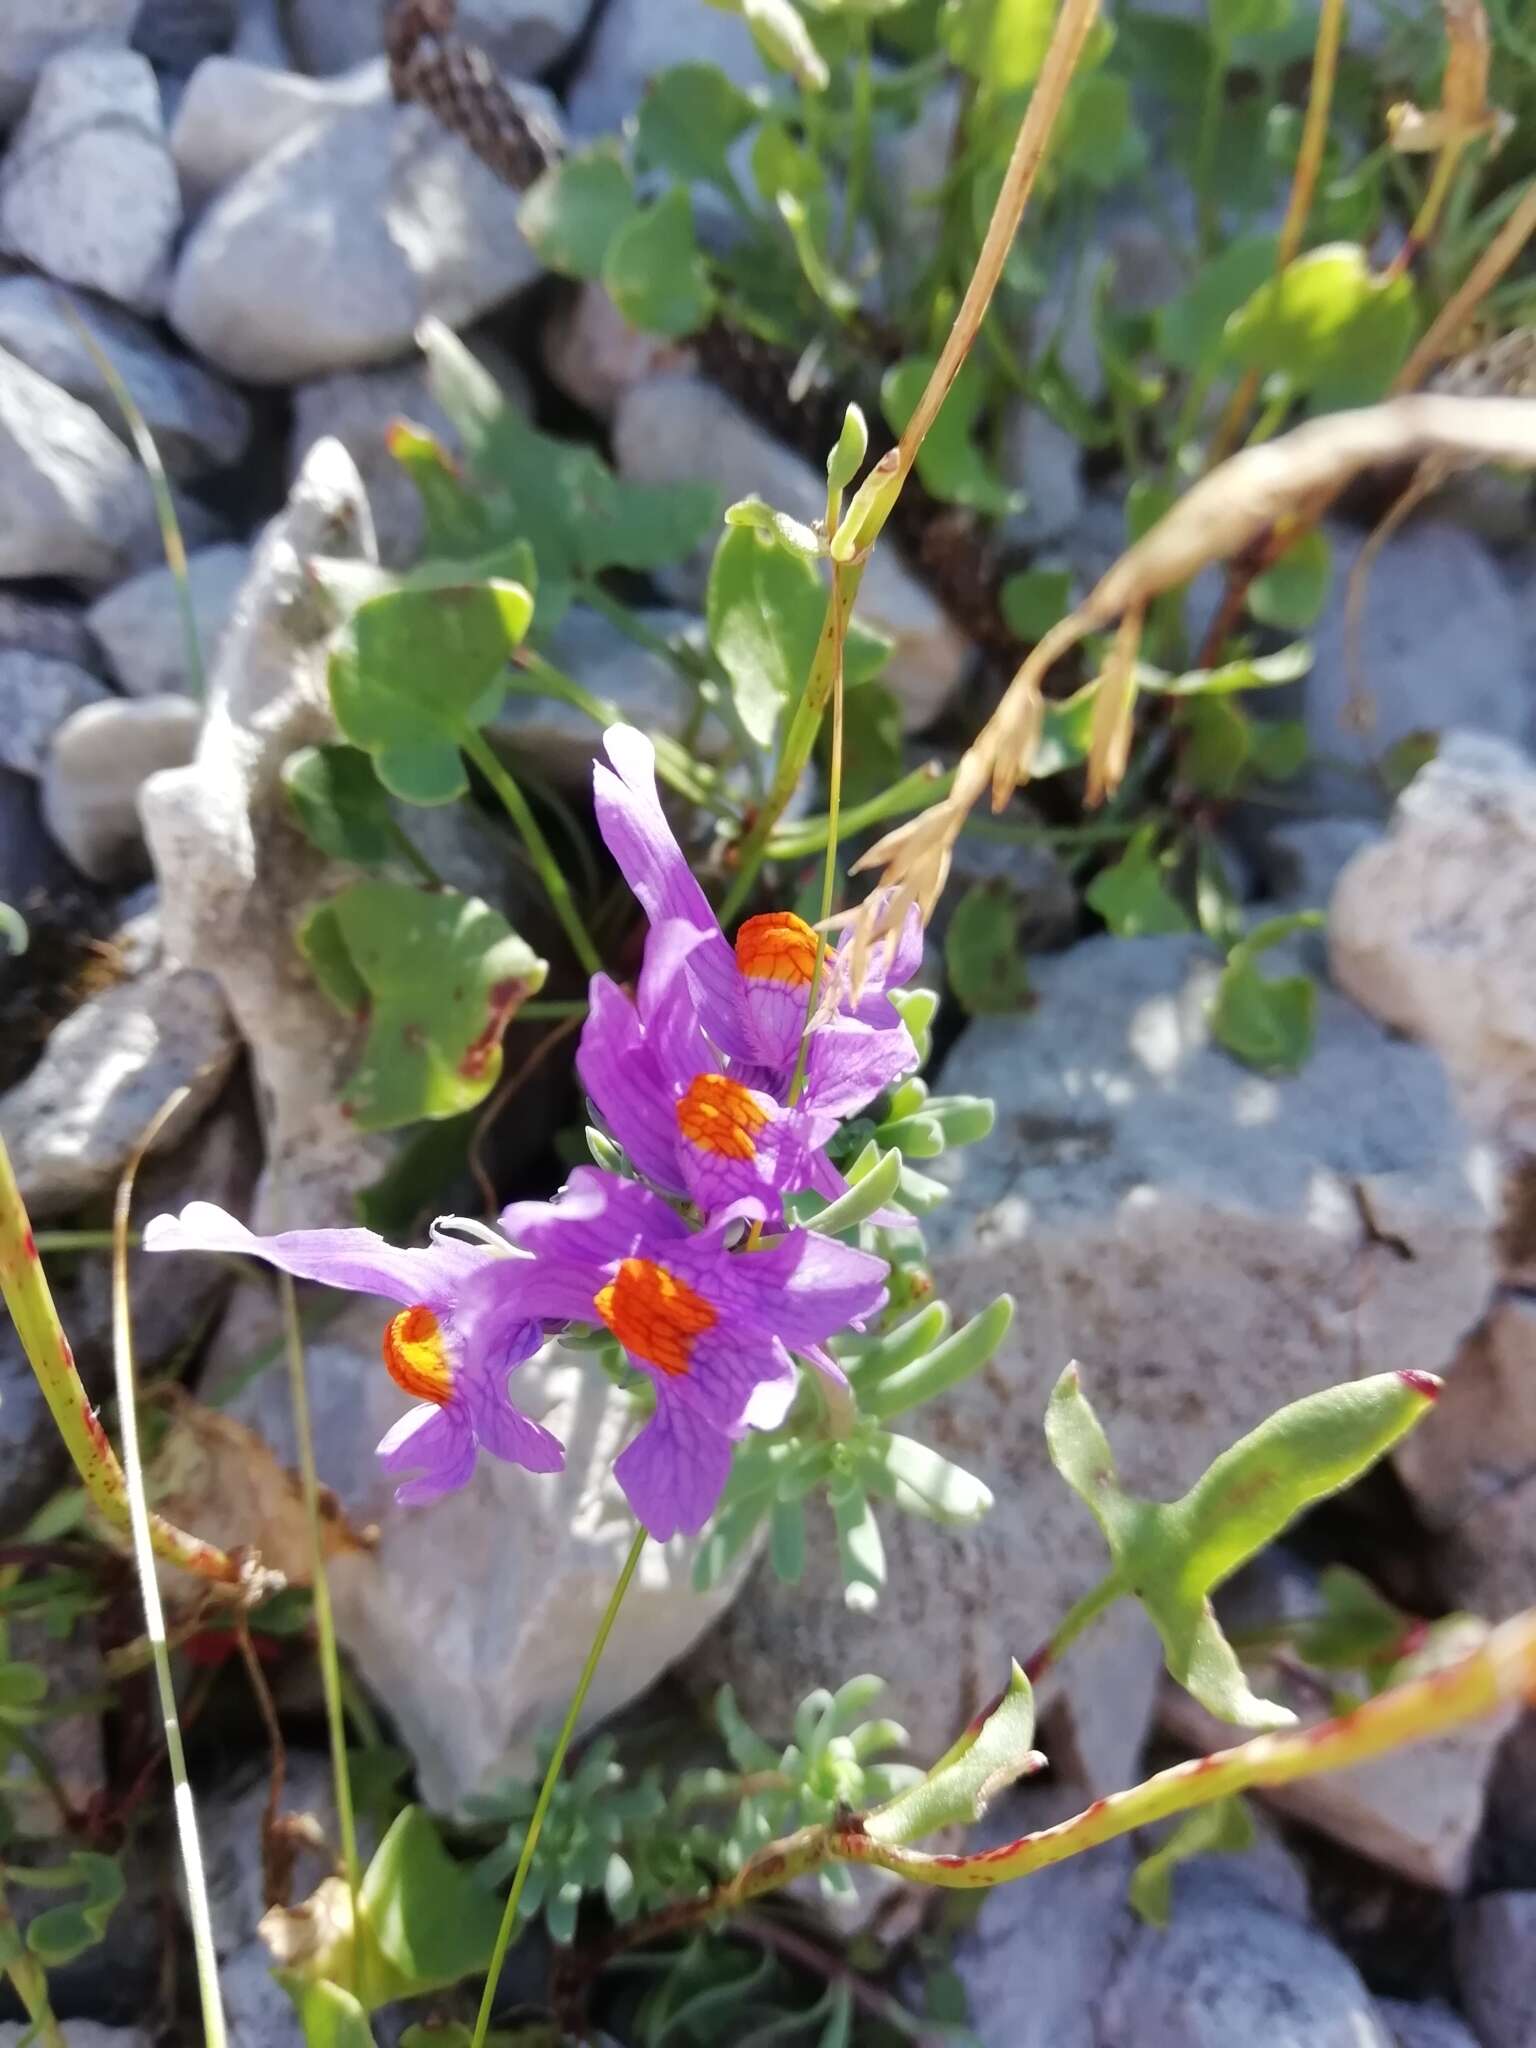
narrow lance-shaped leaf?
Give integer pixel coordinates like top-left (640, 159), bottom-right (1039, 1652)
top-left (862, 1662), bottom-right (1041, 1845)
top-left (862, 1296), bottom-right (1014, 1421)
top-left (1128, 1798), bottom-right (1256, 1927)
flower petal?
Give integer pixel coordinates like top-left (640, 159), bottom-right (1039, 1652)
top-left (459, 1360), bottom-right (566, 1474)
top-left (613, 1399), bottom-right (734, 1540)
top-left (500, 1166), bottom-right (689, 1266)
top-left (577, 976), bottom-right (687, 1194)
top-left (802, 1017), bottom-right (917, 1127)
top-left (661, 1323), bottom-right (796, 1437)
top-left (672, 1229), bottom-right (888, 1350)
top-left (376, 1403), bottom-right (478, 1504)
top-left (144, 1202), bottom-right (478, 1311)
top-left (841, 898), bottom-right (923, 1000)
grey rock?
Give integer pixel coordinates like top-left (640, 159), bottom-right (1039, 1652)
top-left (1456, 1892), bottom-right (1536, 2048)
top-left (169, 72), bottom-right (551, 382)
top-left (0, 347), bottom-right (155, 585)
top-left (0, 651), bottom-right (108, 776)
top-left (289, 345), bottom-right (528, 569)
top-left (1377, 2000), bottom-right (1483, 2048)
top-left (1259, 817), bottom-right (1381, 910)
top-left (290, 0), bottom-right (588, 78)
top-left (1397, 1293), bottom-right (1536, 1535)
top-left (42, 694), bottom-right (203, 880)
top-left (869, 79), bottom-right (962, 303)
top-left (230, 0), bottom-right (288, 67)
top-left (0, 0), bottom-right (139, 127)
top-left (140, 437), bottom-right (393, 1228)
top-left (613, 374), bottom-right (969, 733)
top-left (1330, 732), bottom-right (1536, 1146)
top-left (170, 54), bottom-right (387, 205)
top-left (567, 0), bottom-right (764, 136)
top-left (1001, 402), bottom-right (1086, 549)
top-left (0, 48), bottom-right (180, 314)
top-left (1100, 1896), bottom-right (1394, 2048)
top-left (0, 2028), bottom-right (149, 2048)
top-left (0, 765), bottom-right (76, 905)
top-left (0, 911), bottom-right (237, 1217)
top-left (0, 593), bottom-right (96, 667)
top-left (132, 0), bottom-right (238, 72)
top-left (0, 276), bottom-right (250, 477)
top-left (541, 280), bottom-right (692, 419)
top-left (1306, 520), bottom-right (1532, 811)
top-left (87, 544), bottom-right (251, 696)
top-left (692, 934), bottom-right (1495, 1764)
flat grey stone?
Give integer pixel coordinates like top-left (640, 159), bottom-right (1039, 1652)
top-left (0, 346), bottom-right (155, 586)
top-left (87, 544), bottom-right (251, 697)
top-left (170, 53), bottom-right (386, 205)
top-left (1456, 1892), bottom-right (1536, 2048)
top-left (1377, 1999), bottom-right (1482, 2048)
top-left (42, 693), bottom-right (202, 879)
top-left (0, 650), bottom-right (109, 775)
top-left (289, 0), bottom-right (588, 78)
top-left (0, 0), bottom-right (139, 127)
top-left (566, 0), bottom-right (764, 136)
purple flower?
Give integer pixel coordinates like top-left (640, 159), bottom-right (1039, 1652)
top-left (142, 1203), bottom-right (563, 1504)
top-left (495, 1169), bottom-right (887, 1540)
top-left (594, 727), bottom-right (922, 1111)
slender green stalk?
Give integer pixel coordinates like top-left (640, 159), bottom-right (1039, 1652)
top-left (518, 999), bottom-right (590, 1021)
top-left (0, 1868), bottom-right (65, 2048)
top-left (33, 1230), bottom-right (137, 1254)
top-left (388, 819), bottom-right (443, 887)
top-left (575, 579), bottom-right (712, 684)
top-left (1022, 1574), bottom-right (1121, 1681)
top-left (461, 731), bottom-right (603, 976)
top-left (767, 764), bottom-right (953, 861)
top-left (112, 1099), bottom-right (226, 2048)
top-left (471, 1525), bottom-right (648, 2048)
top-left (57, 296), bottom-right (205, 701)
top-left (511, 651), bottom-right (736, 815)
top-left (840, 19), bottom-right (875, 267)
top-left (278, 1277), bottom-right (361, 1969)
top-left (1194, 35), bottom-right (1229, 255)
top-left (787, 571), bottom-right (852, 1108)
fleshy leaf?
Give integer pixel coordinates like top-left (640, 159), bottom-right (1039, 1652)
top-left (862, 1298), bottom-right (1014, 1423)
top-left (637, 63), bottom-right (758, 185)
top-left (278, 1978), bottom-right (378, 2048)
top-left (1129, 1798), bottom-right (1255, 1927)
top-left (518, 145), bottom-right (637, 279)
top-left (1210, 912), bottom-right (1324, 1075)
top-left (863, 1662), bottom-right (1039, 1844)
top-left (358, 1808), bottom-right (506, 2003)
top-left (283, 745), bottom-right (399, 869)
top-left (603, 188), bottom-right (713, 339)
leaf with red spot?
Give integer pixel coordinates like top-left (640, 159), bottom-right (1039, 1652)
top-left (298, 881), bottom-right (547, 1132)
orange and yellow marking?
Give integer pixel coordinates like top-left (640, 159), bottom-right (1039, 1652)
top-left (595, 1258), bottom-right (717, 1377)
top-left (383, 1304), bottom-right (455, 1404)
top-left (735, 911), bottom-right (818, 987)
top-left (676, 1073), bottom-right (769, 1161)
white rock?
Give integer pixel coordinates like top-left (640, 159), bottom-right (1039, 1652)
top-left (567, 0), bottom-right (764, 137)
top-left (0, 651), bottom-right (108, 776)
top-left (87, 545), bottom-right (251, 697)
top-left (542, 280), bottom-right (692, 419)
top-left (0, 348), bottom-right (155, 586)
top-left (170, 54), bottom-right (387, 205)
top-left (1331, 733), bottom-right (1536, 1144)
top-left (1100, 1896), bottom-right (1394, 2048)
top-left (288, 345), bottom-right (529, 569)
top-left (169, 74), bottom-right (551, 382)
top-left (1306, 521), bottom-right (1533, 809)
top-left (0, 49), bottom-right (180, 314)
top-left (0, 0), bottom-right (139, 126)
top-left (1001, 402), bottom-right (1086, 548)
top-left (290, 0), bottom-right (587, 77)
top-left (42, 695), bottom-right (202, 881)
top-left (0, 930), bottom-right (237, 1218)
top-left (140, 438), bottom-right (393, 1228)
top-left (614, 374), bottom-right (969, 733)
top-left (1456, 1892), bottom-right (1536, 2048)
top-left (691, 934), bottom-right (1495, 1763)
top-left (1377, 2000), bottom-right (1483, 2048)
top-left (0, 277), bottom-right (249, 478)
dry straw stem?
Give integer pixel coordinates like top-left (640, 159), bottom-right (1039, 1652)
top-left (848, 394), bottom-right (1536, 945)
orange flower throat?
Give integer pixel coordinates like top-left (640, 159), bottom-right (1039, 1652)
top-left (676, 1072), bottom-right (769, 1160)
top-left (595, 1259), bottom-right (716, 1377)
top-left (383, 1304), bottom-right (455, 1404)
top-left (735, 911), bottom-right (818, 987)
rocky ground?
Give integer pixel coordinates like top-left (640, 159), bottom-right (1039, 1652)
top-left (1, 3), bottom-right (1536, 2045)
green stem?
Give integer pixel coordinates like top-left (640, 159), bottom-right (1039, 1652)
top-left (1195, 36), bottom-right (1229, 256)
top-left (278, 1278), bottom-right (361, 1968)
top-left (462, 731), bottom-right (603, 977)
top-left (1022, 1574), bottom-right (1121, 1682)
top-left (576, 579), bottom-right (711, 684)
top-left (471, 1525), bottom-right (648, 2048)
top-left (767, 764), bottom-right (953, 861)
top-left (518, 999), bottom-right (590, 1021)
top-left (0, 1868), bottom-right (65, 2048)
top-left (388, 819), bottom-right (442, 888)
top-left (511, 651), bottom-right (735, 816)
top-left (32, 1230), bottom-right (137, 1254)
top-left (840, 20), bottom-right (874, 267)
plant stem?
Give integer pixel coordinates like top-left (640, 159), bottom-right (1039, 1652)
top-left (1022, 1574), bottom-right (1122, 1682)
top-left (0, 1132), bottom-right (246, 1585)
top-left (840, 20), bottom-right (874, 267)
top-left (462, 730), bottom-right (602, 976)
top-left (1194, 35), bottom-right (1229, 256)
top-left (767, 764), bottom-right (952, 861)
top-left (470, 1524), bottom-right (648, 2048)
top-left (113, 1096), bottom-right (227, 2048)
top-left (388, 818), bottom-right (443, 888)
top-left (278, 1277), bottom-right (361, 1967)
top-left (0, 1868), bottom-right (65, 2048)
top-left (518, 998), bottom-right (590, 1020)
top-left (510, 651), bottom-right (734, 814)
top-left (787, 564), bottom-right (853, 1107)
top-left (1395, 177), bottom-right (1536, 391)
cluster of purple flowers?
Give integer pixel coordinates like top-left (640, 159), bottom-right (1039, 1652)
top-left (146, 730), bottom-right (921, 1542)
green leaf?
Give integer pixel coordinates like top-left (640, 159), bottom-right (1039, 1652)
top-left (944, 882), bottom-right (1038, 1016)
top-left (862, 1298), bottom-right (1014, 1422)
top-left (1210, 0), bottom-right (1291, 38)
top-left (518, 145), bottom-right (638, 279)
top-left (734, 0), bottom-right (829, 88)
top-left (1180, 697), bottom-right (1251, 797)
top-left (1142, 643), bottom-right (1313, 696)
top-left (355, 1111), bottom-right (477, 1234)
top-left (637, 63), bottom-right (758, 186)
top-left (0, 900), bottom-right (27, 958)
top-left (1224, 244), bottom-right (1418, 404)
top-left (1130, 1799), bottom-right (1255, 1928)
top-left (866, 1434), bottom-right (995, 1525)
top-left (1085, 827), bottom-right (1192, 937)
top-left (832, 1482), bottom-right (886, 1611)
top-left (863, 1662), bottom-right (1039, 1844)
top-left (359, 1808), bottom-right (507, 2002)
top-left (283, 745), bottom-right (399, 869)
top-left (881, 356), bottom-right (1021, 516)
top-left (1030, 681), bottom-right (1099, 777)
top-left (23, 1852), bottom-right (123, 1965)
top-left (1249, 529), bottom-right (1332, 631)
top-left (279, 1978), bottom-right (378, 2048)
top-left (1056, 70), bottom-right (1145, 190)
top-left (0, 1663), bottom-right (47, 1712)
top-left (299, 882), bottom-right (547, 1131)
top-left (386, 422), bottom-right (493, 561)
top-left (329, 580), bottom-right (532, 805)
top-left (1155, 234), bottom-right (1278, 373)
top-left (603, 188), bottom-right (713, 339)
top-left (770, 1497), bottom-right (807, 1585)
top-left (1210, 911), bottom-right (1322, 1075)
top-left (803, 1146), bottom-right (903, 1236)
top-left (1249, 718), bottom-right (1308, 782)
top-left (1291, 1565), bottom-right (1410, 1670)
top-left (1000, 567), bottom-right (1073, 643)
top-left (942, 0), bottom-right (1061, 91)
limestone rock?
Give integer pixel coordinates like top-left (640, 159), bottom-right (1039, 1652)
top-left (87, 545), bottom-right (251, 697)
top-left (541, 281), bottom-right (692, 419)
top-left (614, 374), bottom-right (969, 733)
top-left (1377, 2001), bottom-right (1483, 2048)
top-left (170, 54), bottom-right (387, 206)
top-left (0, 1), bottom-right (139, 127)
top-left (140, 437), bottom-right (391, 1227)
top-left (567, 0), bottom-right (764, 137)
top-left (0, 652), bottom-right (108, 777)
top-left (169, 72), bottom-right (551, 382)
top-left (0, 277), bottom-right (250, 478)
top-left (1331, 733), bottom-right (1536, 1144)
top-left (0, 48), bottom-right (180, 314)
top-left (42, 695), bottom-right (203, 881)
top-left (691, 934), bottom-right (1494, 1763)
top-left (131, 0), bottom-right (238, 73)
top-left (0, 593), bottom-right (97, 669)
top-left (0, 348), bottom-right (155, 586)
top-left (1258, 817), bottom-right (1381, 910)
top-left (1002, 401), bottom-right (1086, 549)
top-left (290, 0), bottom-right (588, 78)
top-left (1456, 1891), bottom-right (1536, 2048)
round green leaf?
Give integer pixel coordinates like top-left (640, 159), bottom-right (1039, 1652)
top-left (283, 745), bottom-right (399, 868)
top-left (602, 189), bottom-right (713, 339)
top-left (944, 882), bottom-right (1037, 1017)
top-left (636, 63), bottom-right (758, 186)
top-left (518, 146), bottom-right (637, 279)
top-left (1224, 244), bottom-right (1418, 404)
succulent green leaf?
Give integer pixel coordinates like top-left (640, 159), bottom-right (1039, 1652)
top-left (804, 1146), bottom-right (903, 1237)
top-left (518, 145), bottom-right (638, 279)
top-left (863, 1661), bottom-right (1038, 1844)
top-left (603, 188), bottom-right (714, 339)
top-left (881, 355), bottom-right (1022, 516)
top-left (832, 1481), bottom-right (885, 1611)
top-left (842, 1302), bottom-right (951, 1385)
top-left (724, 494), bottom-right (824, 559)
top-left (770, 1496), bottom-right (807, 1584)
top-left (862, 1297), bottom-right (1014, 1423)
top-left (299, 882), bottom-right (547, 1131)
top-left (358, 1807), bottom-right (506, 2002)
top-left (385, 421), bottom-right (492, 560)
top-left (1045, 1363), bottom-right (1137, 1548)
top-left (863, 1433), bottom-right (995, 1526)
top-left (283, 745), bottom-right (399, 869)
top-left (1129, 1798), bottom-right (1255, 1927)
top-left (1224, 244), bottom-right (1418, 404)
top-left (1210, 911), bottom-right (1324, 1075)
top-left (945, 881), bottom-right (1038, 1016)
top-left (637, 63), bottom-right (758, 186)
top-left (278, 1978), bottom-right (378, 2048)
top-left (1085, 826), bottom-right (1192, 937)
top-left (827, 404), bottom-right (869, 494)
